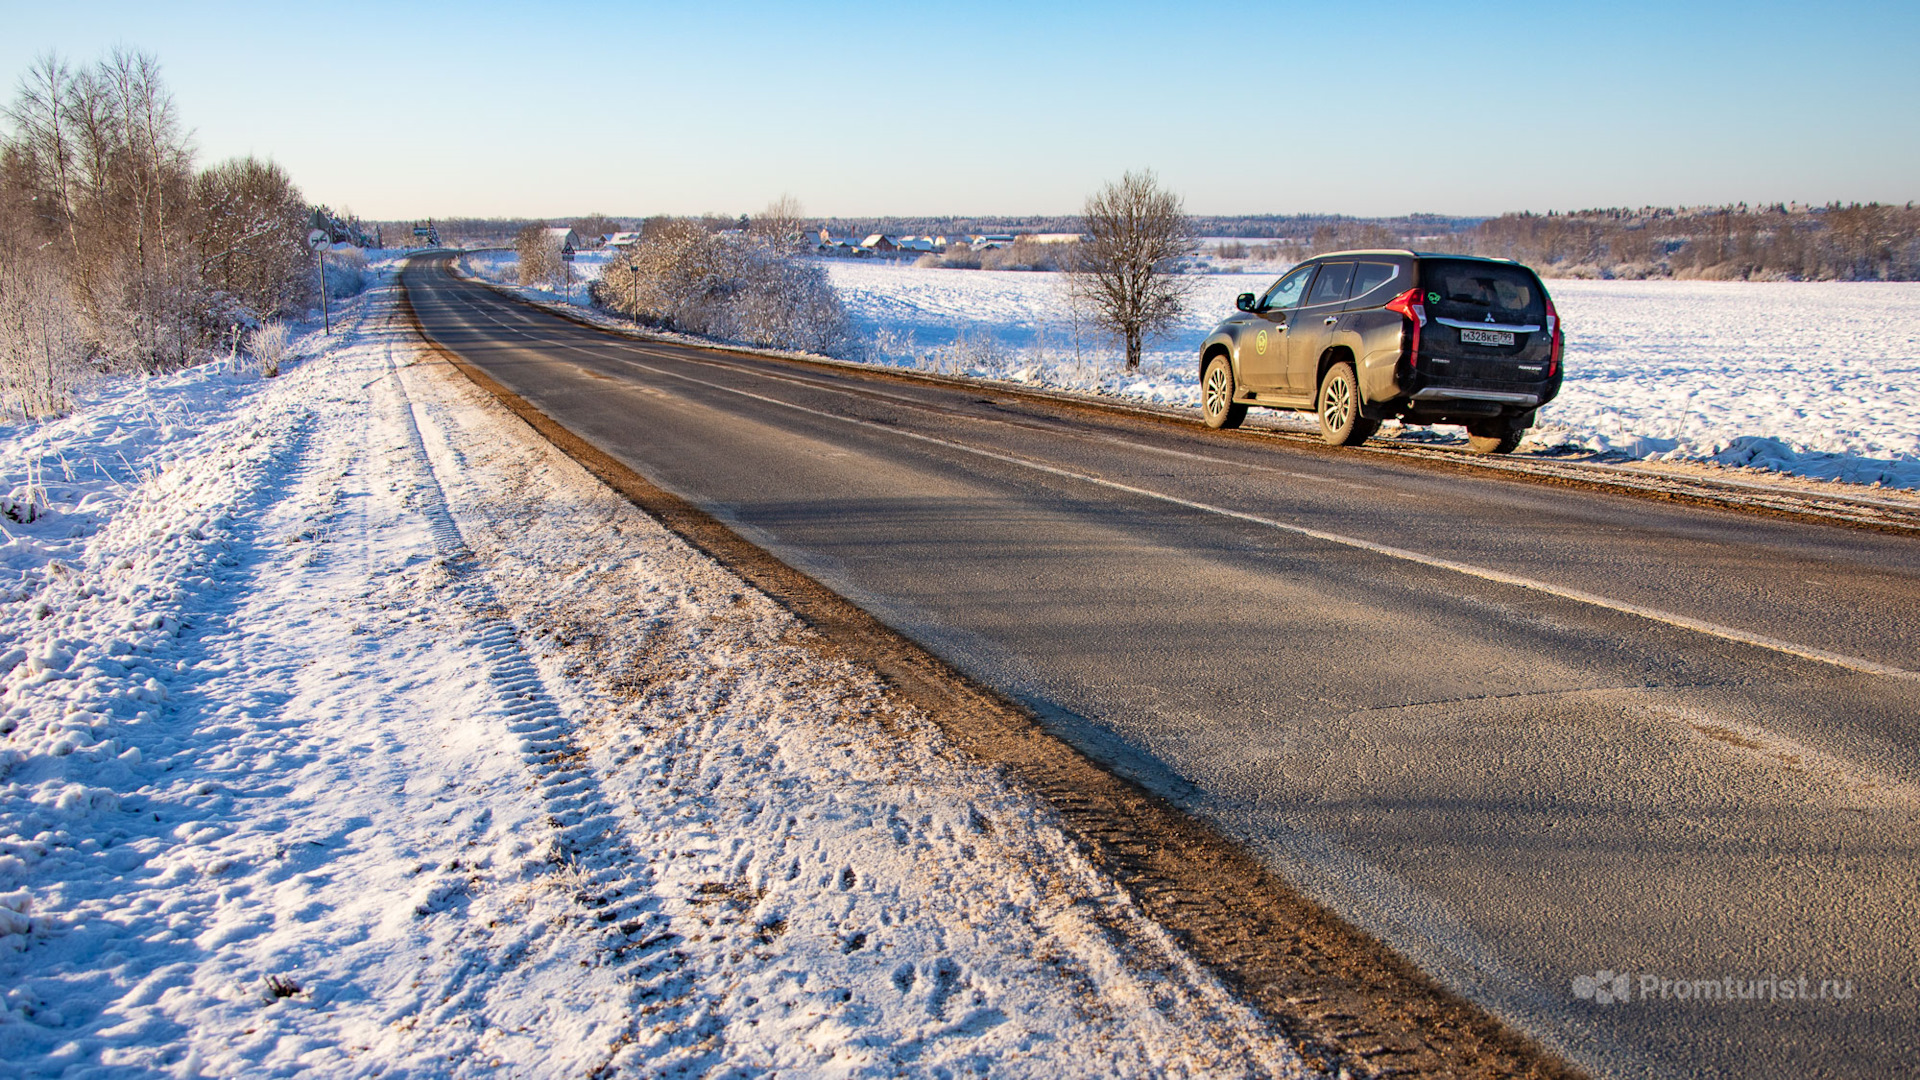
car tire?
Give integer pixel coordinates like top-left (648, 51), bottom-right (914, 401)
top-left (1465, 419), bottom-right (1524, 455)
top-left (1201, 354), bottom-right (1247, 430)
top-left (1317, 362), bottom-right (1377, 446)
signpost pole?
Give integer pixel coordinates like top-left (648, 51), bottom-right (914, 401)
top-left (308, 229), bottom-right (332, 334)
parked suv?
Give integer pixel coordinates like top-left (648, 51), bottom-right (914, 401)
top-left (1197, 251), bottom-right (1563, 453)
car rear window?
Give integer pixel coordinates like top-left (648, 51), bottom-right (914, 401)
top-left (1420, 260), bottom-right (1544, 321)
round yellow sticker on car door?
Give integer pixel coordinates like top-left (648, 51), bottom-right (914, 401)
top-left (1256, 329), bottom-right (1268, 355)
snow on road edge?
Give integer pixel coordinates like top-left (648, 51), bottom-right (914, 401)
top-left (0, 277), bottom-right (1311, 1076)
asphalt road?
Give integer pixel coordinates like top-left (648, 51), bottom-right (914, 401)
top-left (404, 257), bottom-right (1920, 1079)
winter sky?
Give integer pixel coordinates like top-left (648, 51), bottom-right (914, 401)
top-left (4, 0), bottom-right (1917, 219)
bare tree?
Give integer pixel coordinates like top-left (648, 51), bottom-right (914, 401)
top-left (194, 156), bottom-right (313, 326)
top-left (571, 212), bottom-right (619, 243)
top-left (1065, 169), bottom-right (1194, 371)
top-left (750, 194), bottom-right (808, 252)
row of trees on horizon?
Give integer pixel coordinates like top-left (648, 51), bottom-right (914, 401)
top-left (1424, 203), bottom-right (1920, 282)
top-left (416, 201), bottom-right (1920, 285)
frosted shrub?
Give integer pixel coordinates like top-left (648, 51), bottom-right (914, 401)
top-left (323, 249), bottom-right (370, 300)
top-left (3, 462), bottom-right (49, 524)
top-left (927, 331), bottom-right (1007, 376)
top-left (595, 220), bottom-right (854, 356)
top-left (981, 240), bottom-right (1074, 272)
top-left (871, 326), bottom-right (918, 364)
top-left (0, 255), bottom-right (86, 419)
top-left (250, 322), bottom-right (290, 377)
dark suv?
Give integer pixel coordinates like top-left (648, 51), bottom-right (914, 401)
top-left (1197, 251), bottom-right (1563, 453)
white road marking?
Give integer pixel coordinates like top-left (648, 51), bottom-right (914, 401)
top-left (619, 352), bottom-right (1918, 682)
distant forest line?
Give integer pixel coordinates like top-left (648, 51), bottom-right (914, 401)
top-left (386, 202), bottom-right (1920, 282)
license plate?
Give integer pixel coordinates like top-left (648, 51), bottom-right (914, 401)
top-left (1460, 328), bottom-right (1515, 346)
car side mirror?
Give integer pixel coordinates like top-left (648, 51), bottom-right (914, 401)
top-left (1235, 292), bottom-right (1255, 312)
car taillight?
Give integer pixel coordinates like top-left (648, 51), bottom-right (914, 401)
top-left (1384, 287), bottom-right (1426, 367)
top-left (1544, 297), bottom-right (1563, 378)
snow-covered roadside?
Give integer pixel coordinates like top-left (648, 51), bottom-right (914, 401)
top-left (0, 274), bottom-right (1309, 1076)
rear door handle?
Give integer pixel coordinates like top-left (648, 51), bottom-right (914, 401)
top-left (1324, 316), bottom-right (1339, 326)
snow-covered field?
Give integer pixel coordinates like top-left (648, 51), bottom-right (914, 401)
top-left (0, 276), bottom-right (1307, 1076)
top-left (826, 262), bottom-right (1920, 489)
top-left (479, 249), bottom-right (1920, 489)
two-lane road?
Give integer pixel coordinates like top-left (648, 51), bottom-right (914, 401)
top-left (405, 257), bottom-right (1919, 1078)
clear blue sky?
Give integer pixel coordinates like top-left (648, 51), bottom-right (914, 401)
top-left (4, 0), bottom-right (1916, 221)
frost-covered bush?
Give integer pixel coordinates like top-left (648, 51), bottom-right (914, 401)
top-left (249, 322), bottom-right (290, 377)
top-left (322, 248), bottom-right (369, 300)
top-left (0, 254), bottom-right (87, 419)
top-left (515, 224), bottom-right (568, 290)
top-left (927, 330), bottom-right (1008, 375)
top-left (981, 239), bottom-right (1074, 272)
top-left (593, 220), bottom-right (853, 356)
top-left (914, 240), bottom-right (1076, 272)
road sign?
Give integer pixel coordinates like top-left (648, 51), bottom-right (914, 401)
top-left (561, 250), bottom-right (576, 261)
top-left (413, 227), bottom-right (431, 237)
top-left (307, 229), bottom-right (329, 253)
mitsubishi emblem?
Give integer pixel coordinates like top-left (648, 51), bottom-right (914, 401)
top-left (1485, 313), bottom-right (1496, 323)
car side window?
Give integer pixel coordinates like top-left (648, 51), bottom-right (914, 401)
top-left (1306, 262), bottom-right (1355, 306)
top-left (1348, 261), bottom-right (1400, 304)
top-left (1260, 265), bottom-right (1316, 312)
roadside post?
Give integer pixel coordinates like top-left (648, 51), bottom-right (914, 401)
top-left (562, 247), bottom-right (576, 303)
top-left (308, 228), bottom-right (331, 334)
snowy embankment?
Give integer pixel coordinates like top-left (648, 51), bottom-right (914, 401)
top-left (0, 274), bottom-right (1306, 1076)
top-left (473, 249), bottom-right (1920, 489)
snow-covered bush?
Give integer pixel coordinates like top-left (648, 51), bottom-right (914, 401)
top-left (593, 220), bottom-right (853, 356)
top-left (928, 330), bottom-right (1008, 375)
top-left (323, 248), bottom-right (369, 300)
top-left (0, 253), bottom-right (87, 419)
top-left (249, 322), bottom-right (290, 377)
top-left (515, 224), bottom-right (568, 290)
top-left (914, 240), bottom-right (1077, 272)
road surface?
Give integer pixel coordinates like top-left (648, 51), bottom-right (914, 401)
top-left (404, 257), bottom-right (1920, 1079)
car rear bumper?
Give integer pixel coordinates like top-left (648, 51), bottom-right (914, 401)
top-left (1409, 386), bottom-right (1542, 407)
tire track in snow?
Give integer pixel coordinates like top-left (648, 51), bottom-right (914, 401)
top-left (377, 333), bottom-right (733, 1073)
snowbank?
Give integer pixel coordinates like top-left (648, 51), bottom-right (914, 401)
top-left (0, 273), bottom-right (1307, 1076)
